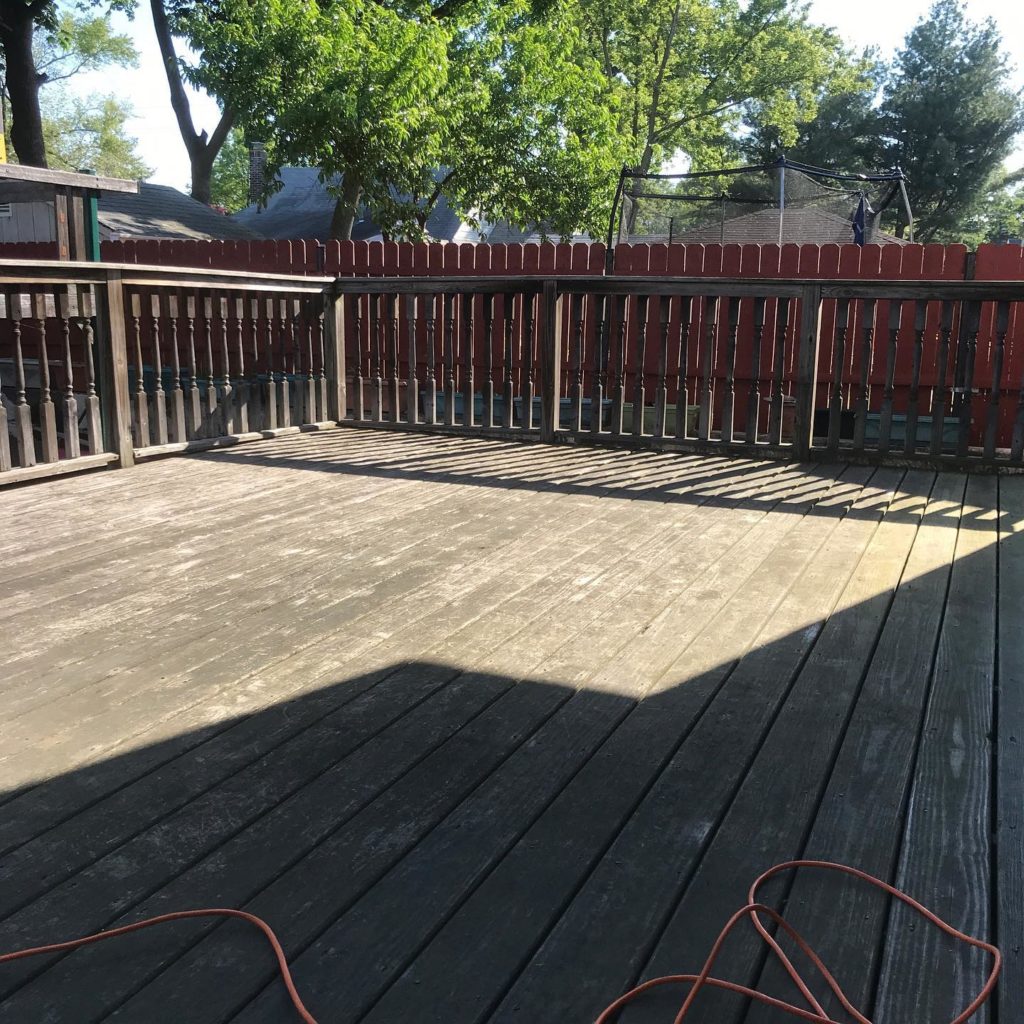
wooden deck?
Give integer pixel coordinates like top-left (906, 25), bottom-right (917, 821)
top-left (1, 429), bottom-right (1018, 1024)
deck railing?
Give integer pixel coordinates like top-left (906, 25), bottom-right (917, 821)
top-left (3, 259), bottom-right (1024, 484)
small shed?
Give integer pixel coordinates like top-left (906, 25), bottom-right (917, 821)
top-left (0, 164), bottom-right (138, 260)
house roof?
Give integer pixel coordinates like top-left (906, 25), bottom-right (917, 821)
top-left (98, 182), bottom-right (260, 241)
top-left (233, 166), bottom-right (591, 244)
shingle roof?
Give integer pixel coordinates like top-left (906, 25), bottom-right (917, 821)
top-left (98, 183), bottom-right (260, 241)
top-left (232, 167), bottom-right (590, 243)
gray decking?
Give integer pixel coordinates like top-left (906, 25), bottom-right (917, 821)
top-left (1, 430), bottom-right (1018, 1024)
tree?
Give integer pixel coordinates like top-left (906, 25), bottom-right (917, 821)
top-left (0, 0), bottom-right (135, 166)
top-left (881, 0), bottom-right (1024, 241)
top-left (181, 0), bottom-right (626, 239)
top-left (207, 126), bottom-right (249, 211)
top-left (746, 0), bottom-right (1024, 242)
top-left (576, 0), bottom-right (856, 177)
top-left (149, 0), bottom-right (233, 204)
top-left (40, 91), bottom-right (151, 177)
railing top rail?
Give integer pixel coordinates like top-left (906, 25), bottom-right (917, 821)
top-left (330, 274), bottom-right (1024, 301)
top-left (0, 259), bottom-right (332, 293)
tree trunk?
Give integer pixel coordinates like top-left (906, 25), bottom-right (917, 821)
top-left (330, 176), bottom-right (363, 240)
top-left (0, 9), bottom-right (47, 166)
top-left (189, 149), bottom-right (216, 205)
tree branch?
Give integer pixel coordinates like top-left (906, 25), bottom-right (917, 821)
top-left (150, 0), bottom-right (201, 155)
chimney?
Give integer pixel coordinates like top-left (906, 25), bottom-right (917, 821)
top-left (248, 141), bottom-right (267, 206)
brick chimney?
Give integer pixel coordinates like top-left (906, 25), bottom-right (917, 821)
top-left (248, 142), bottom-right (267, 206)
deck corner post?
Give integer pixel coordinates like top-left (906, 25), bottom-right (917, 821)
top-left (323, 284), bottom-right (347, 423)
top-left (96, 268), bottom-right (135, 468)
top-left (793, 283), bottom-right (822, 460)
top-left (539, 280), bottom-right (563, 444)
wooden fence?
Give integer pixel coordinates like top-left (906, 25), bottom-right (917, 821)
top-left (3, 257), bottom-right (1024, 486)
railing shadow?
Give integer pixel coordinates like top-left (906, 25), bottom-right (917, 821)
top-left (196, 427), bottom-right (1001, 529)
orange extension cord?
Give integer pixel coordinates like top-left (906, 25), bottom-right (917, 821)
top-left (0, 861), bottom-right (1000, 1024)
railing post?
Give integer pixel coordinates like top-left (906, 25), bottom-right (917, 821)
top-left (793, 283), bottom-right (822, 460)
top-left (323, 285), bottom-right (346, 422)
top-left (95, 269), bottom-right (135, 468)
top-left (539, 280), bottom-right (563, 444)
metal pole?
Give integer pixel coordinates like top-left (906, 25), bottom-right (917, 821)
top-left (777, 159), bottom-right (785, 245)
top-left (898, 174), bottom-right (914, 244)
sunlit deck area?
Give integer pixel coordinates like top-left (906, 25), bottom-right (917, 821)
top-left (1, 429), bottom-right (1019, 1024)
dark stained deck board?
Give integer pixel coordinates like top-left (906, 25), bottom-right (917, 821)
top-left (873, 475), bottom-right (998, 1022)
top-left (997, 476), bottom-right (1024, 1024)
top-left (0, 429), bottom-right (1014, 1024)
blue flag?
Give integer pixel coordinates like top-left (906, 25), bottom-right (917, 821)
top-left (852, 197), bottom-right (867, 246)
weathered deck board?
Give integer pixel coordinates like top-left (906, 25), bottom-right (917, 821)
top-left (0, 429), bottom-right (1013, 1024)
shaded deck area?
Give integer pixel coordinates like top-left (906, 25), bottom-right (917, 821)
top-left (1, 430), bottom-right (1019, 1024)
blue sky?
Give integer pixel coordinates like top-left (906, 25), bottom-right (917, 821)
top-left (66, 0), bottom-right (1024, 192)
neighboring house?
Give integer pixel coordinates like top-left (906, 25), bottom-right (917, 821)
top-left (0, 179), bottom-right (258, 244)
top-left (98, 182), bottom-right (259, 241)
top-left (233, 166), bottom-right (591, 244)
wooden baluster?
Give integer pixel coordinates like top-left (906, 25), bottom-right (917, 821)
top-left (370, 294), bottom-right (383, 423)
top-left (316, 305), bottom-right (328, 422)
top-left (983, 300), bottom-right (1011, 460)
top-left (351, 295), bottom-right (365, 421)
top-left (405, 294), bottom-right (419, 425)
top-left (746, 296), bottom-right (767, 445)
top-left (423, 294), bottom-right (437, 425)
top-left (245, 297), bottom-right (263, 429)
top-left (383, 293), bottom-right (398, 423)
top-left (633, 294), bottom-right (650, 438)
top-left (698, 294), bottom-right (720, 441)
top-left (483, 293), bottom-right (496, 428)
top-left (148, 293), bottom-right (169, 445)
top-left (9, 293), bottom-right (35, 466)
top-left (721, 296), bottom-right (740, 444)
top-left (461, 292), bottom-right (475, 428)
top-left (674, 296), bottom-right (693, 439)
top-left (852, 297), bottom-right (876, 452)
top-left (443, 292), bottom-right (456, 427)
top-left (78, 287), bottom-right (102, 455)
top-left (590, 295), bottom-right (606, 435)
top-left (130, 292), bottom-right (150, 447)
top-left (276, 298), bottom-right (291, 427)
top-left (0, 295), bottom-right (10, 472)
top-left (653, 296), bottom-right (670, 439)
top-left (218, 295), bottom-right (235, 435)
top-left (825, 298), bottom-right (850, 453)
top-left (569, 293), bottom-right (585, 433)
top-left (904, 299), bottom-right (927, 453)
top-left (162, 294), bottom-right (187, 443)
top-left (201, 295), bottom-right (217, 435)
top-left (502, 293), bottom-right (515, 429)
top-left (182, 296), bottom-right (201, 437)
top-left (56, 287), bottom-right (80, 460)
top-left (232, 296), bottom-right (249, 432)
top-left (930, 300), bottom-right (955, 456)
top-left (290, 297), bottom-right (304, 427)
top-left (522, 291), bottom-right (536, 430)
top-left (956, 299), bottom-right (982, 458)
top-left (610, 294), bottom-right (626, 436)
top-left (31, 292), bottom-right (60, 462)
top-left (258, 298), bottom-right (274, 429)
top-left (768, 296), bottom-right (791, 445)
top-left (301, 299), bottom-right (315, 424)
top-left (877, 300), bottom-right (902, 454)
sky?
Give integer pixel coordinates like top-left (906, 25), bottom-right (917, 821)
top-left (65, 0), bottom-right (1024, 194)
